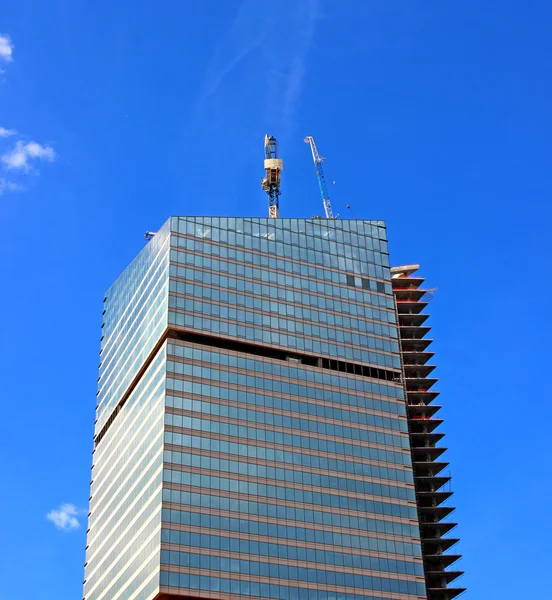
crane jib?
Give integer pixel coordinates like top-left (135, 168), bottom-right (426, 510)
top-left (305, 135), bottom-right (335, 219)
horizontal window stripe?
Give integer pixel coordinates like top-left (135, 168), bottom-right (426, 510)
top-left (169, 251), bottom-right (393, 311)
top-left (160, 550), bottom-right (425, 595)
top-left (165, 407), bottom-right (409, 450)
top-left (165, 426), bottom-right (411, 467)
top-left (165, 442), bottom-right (411, 484)
top-left (163, 453), bottom-right (414, 500)
top-left (162, 472), bottom-right (417, 518)
top-left (169, 295), bottom-right (397, 353)
top-left (161, 489), bottom-right (417, 534)
top-left (160, 507), bottom-right (418, 549)
top-left (171, 228), bottom-right (390, 289)
top-left (165, 433), bottom-right (411, 479)
top-left (165, 365), bottom-right (407, 428)
top-left (160, 571), bottom-right (424, 600)
top-left (161, 514), bottom-right (421, 558)
top-left (160, 530), bottom-right (421, 575)
top-left (169, 309), bottom-right (399, 369)
top-left (167, 342), bottom-right (404, 401)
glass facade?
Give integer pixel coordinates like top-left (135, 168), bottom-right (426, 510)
top-left (84, 217), bottom-right (426, 600)
top-left (96, 218), bottom-right (171, 434)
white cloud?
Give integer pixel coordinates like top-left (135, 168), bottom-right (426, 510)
top-left (0, 126), bottom-right (16, 137)
top-left (25, 141), bottom-right (56, 160)
top-left (2, 140), bottom-right (56, 171)
top-left (0, 35), bottom-right (13, 62)
top-left (0, 178), bottom-right (23, 194)
top-left (46, 504), bottom-right (81, 531)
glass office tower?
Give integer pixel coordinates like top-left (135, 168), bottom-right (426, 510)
top-left (84, 217), bottom-right (442, 600)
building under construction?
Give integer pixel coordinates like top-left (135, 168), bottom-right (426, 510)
top-left (83, 136), bottom-right (465, 600)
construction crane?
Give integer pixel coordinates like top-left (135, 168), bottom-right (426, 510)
top-left (304, 135), bottom-right (335, 219)
top-left (261, 134), bottom-right (283, 218)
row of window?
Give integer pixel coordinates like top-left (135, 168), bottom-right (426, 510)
top-left (164, 431), bottom-right (413, 482)
top-left (168, 312), bottom-right (400, 369)
top-left (161, 489), bottom-right (419, 538)
top-left (346, 275), bottom-right (386, 293)
top-left (164, 374), bottom-right (405, 422)
top-left (169, 287), bottom-right (397, 341)
top-left (162, 470), bottom-right (414, 517)
top-left (160, 510), bottom-right (421, 558)
top-left (161, 509), bottom-right (417, 549)
top-left (169, 258), bottom-right (394, 311)
top-left (165, 406), bottom-right (408, 450)
top-left (159, 551), bottom-right (424, 595)
top-left (171, 220), bottom-right (390, 271)
top-left (166, 343), bottom-right (404, 400)
top-left (172, 216), bottom-right (386, 235)
top-left (165, 421), bottom-right (412, 467)
top-left (160, 530), bottom-right (422, 575)
top-left (170, 240), bottom-right (391, 294)
top-left (172, 216), bottom-right (387, 242)
top-left (163, 448), bottom-right (413, 500)
top-left (164, 368), bottom-right (406, 431)
top-left (169, 278), bottom-right (396, 326)
top-left (161, 569), bottom-right (408, 600)
top-left (172, 230), bottom-right (390, 286)
top-left (168, 296), bottom-right (398, 354)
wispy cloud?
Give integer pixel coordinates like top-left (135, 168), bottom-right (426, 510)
top-left (279, 0), bottom-right (319, 126)
top-left (0, 178), bottom-right (23, 194)
top-left (46, 504), bottom-right (82, 531)
top-left (198, 0), bottom-right (319, 134)
top-left (0, 126), bottom-right (17, 137)
top-left (0, 34), bottom-right (13, 63)
top-left (2, 140), bottom-right (56, 171)
top-left (199, 1), bottom-right (265, 102)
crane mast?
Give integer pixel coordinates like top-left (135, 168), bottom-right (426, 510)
top-left (304, 136), bottom-right (335, 219)
top-left (261, 134), bottom-right (283, 218)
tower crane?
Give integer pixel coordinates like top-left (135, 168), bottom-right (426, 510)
top-left (304, 136), bottom-right (335, 219)
top-left (261, 134), bottom-right (283, 218)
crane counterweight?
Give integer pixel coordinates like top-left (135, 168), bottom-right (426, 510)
top-left (262, 134), bottom-right (283, 218)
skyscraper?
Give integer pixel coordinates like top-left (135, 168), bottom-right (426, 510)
top-left (84, 217), bottom-right (463, 600)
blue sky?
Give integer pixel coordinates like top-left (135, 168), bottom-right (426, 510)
top-left (1, 1), bottom-right (551, 598)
